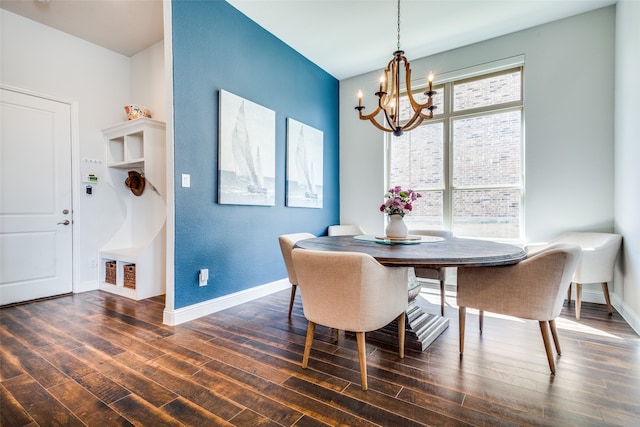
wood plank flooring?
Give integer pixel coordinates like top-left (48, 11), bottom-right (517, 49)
top-left (1, 288), bottom-right (639, 426)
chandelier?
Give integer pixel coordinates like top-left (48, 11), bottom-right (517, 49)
top-left (355, 0), bottom-right (437, 137)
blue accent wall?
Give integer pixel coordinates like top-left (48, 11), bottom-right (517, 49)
top-left (171, 0), bottom-right (339, 309)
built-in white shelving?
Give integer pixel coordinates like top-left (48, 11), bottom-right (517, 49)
top-left (99, 118), bottom-right (166, 300)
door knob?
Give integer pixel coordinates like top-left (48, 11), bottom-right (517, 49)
top-left (57, 220), bottom-right (70, 225)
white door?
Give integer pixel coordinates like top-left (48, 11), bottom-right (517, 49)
top-left (0, 88), bottom-right (73, 305)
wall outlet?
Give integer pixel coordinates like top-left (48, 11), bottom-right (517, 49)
top-left (199, 268), bottom-right (208, 286)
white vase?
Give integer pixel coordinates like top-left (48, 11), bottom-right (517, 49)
top-left (386, 214), bottom-right (408, 238)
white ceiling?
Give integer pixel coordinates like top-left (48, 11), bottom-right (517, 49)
top-left (1, 0), bottom-right (617, 80)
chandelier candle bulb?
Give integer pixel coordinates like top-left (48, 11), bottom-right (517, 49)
top-left (358, 91), bottom-right (363, 107)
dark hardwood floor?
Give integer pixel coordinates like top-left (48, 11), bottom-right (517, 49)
top-left (1, 288), bottom-right (639, 426)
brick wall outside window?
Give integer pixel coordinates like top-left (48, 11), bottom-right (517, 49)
top-left (389, 68), bottom-right (523, 239)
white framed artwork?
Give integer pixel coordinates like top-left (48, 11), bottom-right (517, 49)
top-left (218, 90), bottom-right (275, 206)
top-left (286, 118), bottom-right (323, 208)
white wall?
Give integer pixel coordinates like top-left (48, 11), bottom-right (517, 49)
top-left (0, 10), bottom-right (165, 292)
top-left (614, 0), bottom-right (640, 332)
top-left (131, 40), bottom-right (166, 123)
top-left (340, 8), bottom-right (622, 305)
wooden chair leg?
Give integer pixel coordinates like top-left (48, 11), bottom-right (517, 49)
top-left (459, 307), bottom-right (466, 354)
top-left (288, 285), bottom-right (297, 318)
top-left (549, 319), bottom-right (561, 355)
top-left (567, 283), bottom-right (572, 304)
top-left (440, 279), bottom-right (445, 316)
top-left (601, 282), bottom-right (613, 315)
top-left (479, 310), bottom-right (484, 334)
top-left (576, 283), bottom-right (582, 320)
top-left (539, 320), bottom-right (556, 374)
top-left (397, 313), bottom-right (405, 359)
top-left (302, 321), bottom-right (315, 368)
top-left (356, 332), bottom-right (368, 391)
top-left (332, 328), bottom-right (339, 342)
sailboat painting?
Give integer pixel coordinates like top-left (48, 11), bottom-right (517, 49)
top-left (219, 90), bottom-right (275, 206)
top-left (286, 118), bottom-right (323, 208)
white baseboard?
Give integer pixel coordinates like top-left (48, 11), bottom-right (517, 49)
top-left (75, 279), bottom-right (98, 294)
top-left (612, 293), bottom-right (640, 336)
top-left (163, 279), bottom-right (291, 326)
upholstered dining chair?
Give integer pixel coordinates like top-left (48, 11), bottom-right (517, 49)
top-left (457, 244), bottom-right (581, 374)
top-left (328, 224), bottom-right (365, 236)
top-left (291, 248), bottom-right (408, 390)
top-left (409, 229), bottom-right (453, 316)
top-left (278, 232), bottom-right (315, 318)
top-left (526, 232), bottom-right (622, 320)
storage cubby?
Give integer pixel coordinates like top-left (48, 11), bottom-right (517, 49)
top-left (99, 119), bottom-right (166, 300)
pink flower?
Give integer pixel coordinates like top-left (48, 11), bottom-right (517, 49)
top-left (380, 186), bottom-right (422, 217)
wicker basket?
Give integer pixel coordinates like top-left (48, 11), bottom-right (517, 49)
top-left (105, 261), bottom-right (116, 284)
top-left (123, 264), bottom-right (136, 289)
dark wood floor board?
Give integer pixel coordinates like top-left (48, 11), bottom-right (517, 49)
top-left (121, 351), bottom-right (247, 421)
top-left (84, 319), bottom-right (168, 361)
top-left (88, 310), bottom-right (175, 342)
top-left (73, 370), bottom-right (133, 405)
top-left (342, 382), bottom-right (480, 427)
top-left (2, 290), bottom-right (639, 427)
top-left (0, 383), bottom-right (35, 426)
top-left (283, 375), bottom-right (434, 427)
top-left (8, 305), bottom-right (87, 351)
top-left (1, 374), bottom-right (85, 427)
top-left (80, 295), bottom-right (175, 338)
top-left (290, 414), bottom-right (332, 427)
top-left (0, 307), bottom-right (56, 349)
top-left (18, 300), bottom-right (130, 359)
top-left (161, 396), bottom-right (237, 427)
top-left (0, 338), bottom-right (27, 382)
top-left (0, 330), bottom-right (69, 389)
top-left (145, 334), bottom-right (214, 366)
top-left (195, 357), bottom-right (377, 426)
top-left (31, 344), bottom-right (98, 380)
top-left (192, 365), bottom-right (305, 426)
top-left (260, 381), bottom-right (383, 427)
top-left (68, 345), bottom-right (179, 408)
top-left (168, 332), bottom-right (294, 385)
top-left (197, 309), bottom-right (312, 349)
top-left (396, 385), bottom-right (525, 427)
top-left (109, 393), bottom-right (184, 427)
top-left (228, 331), bottom-right (404, 395)
top-left (47, 377), bottom-right (135, 426)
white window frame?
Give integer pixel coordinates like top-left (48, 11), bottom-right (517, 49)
top-left (386, 56), bottom-right (525, 242)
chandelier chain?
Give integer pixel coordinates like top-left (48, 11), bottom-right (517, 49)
top-left (397, 0), bottom-right (401, 51)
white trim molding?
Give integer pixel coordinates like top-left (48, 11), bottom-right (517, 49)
top-left (162, 279), bottom-right (291, 326)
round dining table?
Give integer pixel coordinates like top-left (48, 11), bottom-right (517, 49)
top-left (295, 234), bottom-right (526, 350)
top-left (295, 234), bottom-right (526, 268)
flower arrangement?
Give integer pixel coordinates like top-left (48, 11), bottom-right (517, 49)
top-left (380, 186), bottom-right (422, 217)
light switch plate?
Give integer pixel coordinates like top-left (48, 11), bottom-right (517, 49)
top-left (182, 174), bottom-right (190, 188)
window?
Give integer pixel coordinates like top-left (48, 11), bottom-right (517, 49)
top-left (388, 66), bottom-right (523, 240)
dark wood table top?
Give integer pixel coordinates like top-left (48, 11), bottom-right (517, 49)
top-left (294, 235), bottom-right (526, 268)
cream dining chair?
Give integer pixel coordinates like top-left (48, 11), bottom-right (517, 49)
top-left (409, 229), bottom-right (453, 316)
top-left (278, 232), bottom-right (315, 318)
top-left (291, 248), bottom-right (408, 390)
top-left (328, 224), bottom-right (365, 236)
top-left (526, 232), bottom-right (622, 319)
top-left (457, 244), bottom-right (581, 374)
